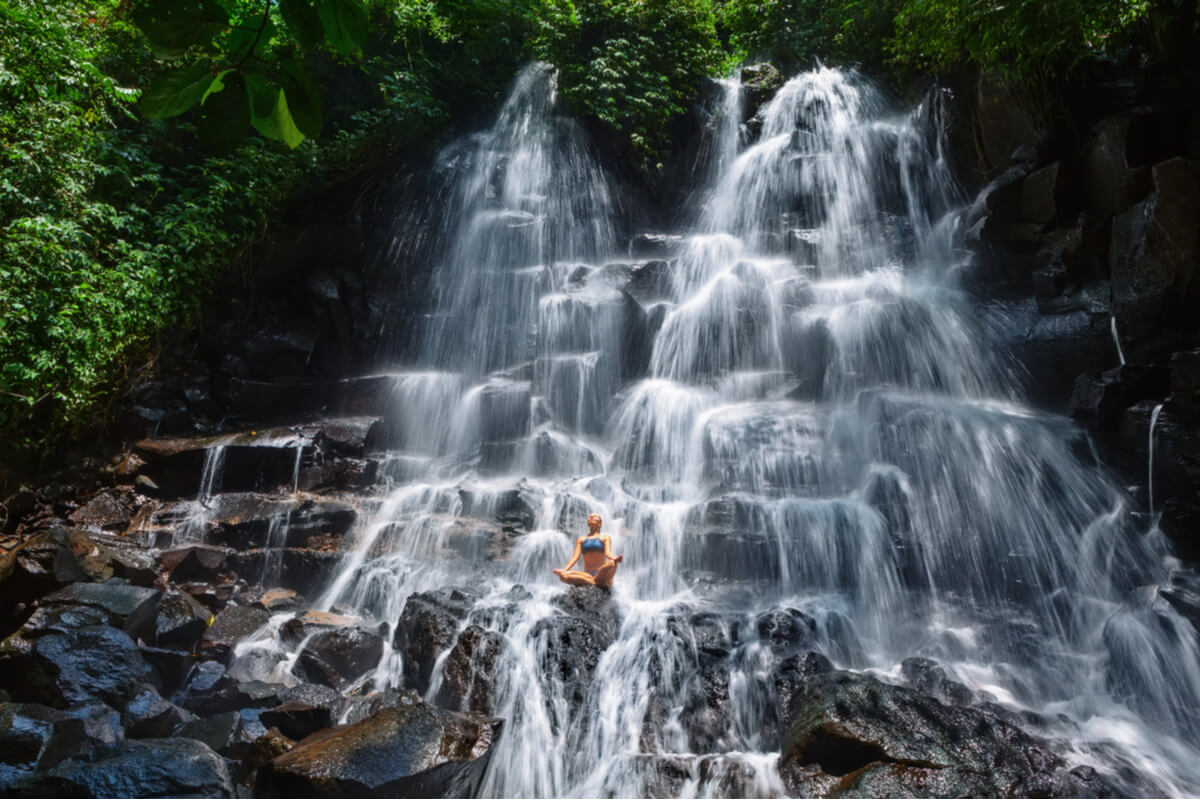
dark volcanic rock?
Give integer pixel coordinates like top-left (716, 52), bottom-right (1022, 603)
top-left (175, 710), bottom-right (252, 757)
top-left (201, 604), bottom-right (270, 662)
top-left (435, 625), bottom-right (505, 714)
top-left (162, 544), bottom-right (232, 584)
top-left (1109, 157), bottom-right (1200, 330)
top-left (280, 611), bottom-right (386, 691)
top-left (778, 668), bottom-right (1120, 797)
top-left (900, 656), bottom-right (974, 706)
top-left (70, 491), bottom-right (132, 531)
top-left (755, 606), bottom-right (817, 658)
top-left (121, 685), bottom-right (194, 738)
top-left (153, 589), bottom-right (212, 650)
top-left (31, 737), bottom-right (233, 798)
top-left (0, 700), bottom-right (121, 779)
top-left (393, 588), bottom-right (477, 694)
top-left (36, 581), bottom-right (161, 642)
top-left (258, 702), bottom-right (333, 742)
top-left (533, 587), bottom-right (620, 706)
top-left (0, 624), bottom-right (153, 709)
top-left (254, 703), bottom-right (500, 798)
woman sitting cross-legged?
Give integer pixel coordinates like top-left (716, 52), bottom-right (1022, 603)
top-left (553, 513), bottom-right (623, 588)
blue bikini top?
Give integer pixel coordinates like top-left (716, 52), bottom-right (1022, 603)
top-left (581, 536), bottom-right (604, 553)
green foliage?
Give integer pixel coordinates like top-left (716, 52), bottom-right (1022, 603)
top-left (0, 0), bottom-right (501, 466)
top-left (715, 0), bottom-right (900, 72)
top-left (532, 0), bottom-right (723, 169)
top-left (889, 0), bottom-right (1151, 82)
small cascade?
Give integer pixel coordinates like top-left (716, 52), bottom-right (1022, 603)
top-left (228, 64), bottom-right (1200, 796)
top-left (1113, 315), bottom-right (1128, 365)
top-left (1149, 402), bottom-right (1164, 517)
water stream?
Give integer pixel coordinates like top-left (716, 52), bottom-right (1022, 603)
top-left (232, 64), bottom-right (1200, 795)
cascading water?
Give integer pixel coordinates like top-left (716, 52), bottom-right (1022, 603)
top-left (233, 64), bottom-right (1200, 796)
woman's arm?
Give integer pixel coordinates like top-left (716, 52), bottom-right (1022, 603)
top-left (562, 538), bottom-right (583, 570)
top-left (602, 535), bottom-right (623, 563)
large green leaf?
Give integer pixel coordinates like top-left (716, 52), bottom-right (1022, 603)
top-left (197, 73), bottom-right (250, 154)
top-left (227, 12), bottom-right (276, 60)
top-left (317, 0), bottom-right (369, 55)
top-left (281, 61), bottom-right (322, 138)
top-left (140, 62), bottom-right (219, 119)
top-left (243, 72), bottom-right (278, 118)
top-left (279, 0), bottom-right (324, 50)
top-left (131, 0), bottom-right (227, 50)
top-left (251, 89), bottom-right (306, 149)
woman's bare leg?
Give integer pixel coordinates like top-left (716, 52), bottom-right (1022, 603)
top-left (554, 569), bottom-right (596, 587)
top-left (594, 560), bottom-right (619, 588)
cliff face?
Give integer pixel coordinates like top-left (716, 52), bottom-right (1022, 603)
top-left (950, 62), bottom-right (1200, 557)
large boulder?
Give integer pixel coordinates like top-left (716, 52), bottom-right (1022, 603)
top-left (28, 737), bottom-right (234, 797)
top-left (35, 581), bottom-right (161, 642)
top-left (393, 588), bottom-right (477, 693)
top-left (435, 625), bottom-right (505, 714)
top-left (281, 611), bottom-right (385, 691)
top-left (200, 604), bottom-right (270, 662)
top-left (254, 703), bottom-right (501, 798)
top-left (0, 700), bottom-right (122, 783)
top-left (0, 624), bottom-right (155, 709)
top-left (532, 587), bottom-right (620, 707)
top-left (778, 667), bottom-right (1122, 797)
top-left (1109, 157), bottom-right (1200, 330)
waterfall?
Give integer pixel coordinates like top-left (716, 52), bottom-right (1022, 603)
top-left (233, 64), bottom-right (1200, 795)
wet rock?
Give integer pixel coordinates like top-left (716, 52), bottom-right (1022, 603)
top-left (177, 580), bottom-right (238, 613)
top-left (200, 605), bottom-right (270, 663)
top-left (755, 607), bottom-right (817, 658)
top-left (0, 701), bottom-right (121, 778)
top-left (630, 232), bottom-right (683, 258)
top-left (210, 496), bottom-right (357, 551)
top-left (277, 683), bottom-right (348, 719)
top-left (239, 727), bottom-right (296, 782)
top-left (291, 622), bottom-right (384, 692)
top-left (342, 688), bottom-right (422, 725)
top-left (1018, 161), bottom-right (1062, 224)
top-left (36, 581), bottom-right (161, 642)
top-left (1109, 157), bottom-right (1200, 329)
top-left (70, 492), bottom-right (132, 531)
top-left (900, 656), bottom-right (974, 706)
top-left (226, 548), bottom-right (340, 594)
top-left (259, 702), bottom-right (333, 742)
top-left (162, 544), bottom-right (232, 584)
top-left (1083, 115), bottom-right (1152, 215)
top-left (256, 587), bottom-right (306, 612)
top-left (317, 417), bottom-right (387, 456)
top-left (1, 487), bottom-right (37, 535)
top-left (153, 589), bottom-right (212, 650)
top-left (534, 588), bottom-right (620, 706)
top-left (394, 588), bottom-right (478, 694)
top-left (215, 378), bottom-right (333, 422)
top-left (436, 625), bottom-right (505, 714)
top-left (122, 685), bottom-right (194, 738)
top-left (175, 710), bottom-right (251, 757)
top-left (975, 77), bottom-right (1041, 172)
top-left (333, 457), bottom-right (378, 489)
top-left (34, 737), bottom-right (233, 798)
top-left (138, 644), bottom-right (195, 696)
top-left (254, 702), bottom-right (500, 798)
top-left (778, 668), bottom-right (1117, 797)
top-left (0, 624), bottom-right (153, 709)
top-left (627, 259), bottom-right (674, 302)
top-left (175, 660), bottom-right (284, 715)
top-left (1069, 364), bottom-right (1172, 432)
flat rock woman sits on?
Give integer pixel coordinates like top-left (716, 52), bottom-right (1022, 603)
top-left (554, 513), bottom-right (622, 588)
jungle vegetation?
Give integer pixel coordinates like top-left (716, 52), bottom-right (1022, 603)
top-left (0, 0), bottom-right (1172, 468)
